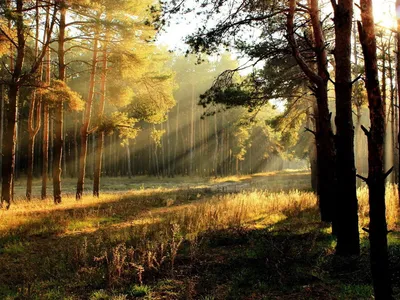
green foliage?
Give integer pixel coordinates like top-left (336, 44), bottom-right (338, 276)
top-left (128, 284), bottom-right (151, 297)
top-left (90, 290), bottom-right (110, 300)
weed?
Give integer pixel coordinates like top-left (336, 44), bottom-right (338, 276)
top-left (90, 289), bottom-right (110, 300)
top-left (1, 172), bottom-right (398, 299)
top-left (128, 284), bottom-right (151, 297)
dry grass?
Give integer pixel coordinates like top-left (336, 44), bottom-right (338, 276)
top-left (357, 184), bottom-right (400, 231)
top-left (0, 172), bottom-right (399, 299)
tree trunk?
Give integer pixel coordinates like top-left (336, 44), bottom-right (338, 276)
top-left (1, 84), bottom-right (19, 209)
top-left (76, 29), bottom-right (99, 199)
top-left (332, 0), bottom-right (360, 255)
top-left (42, 103), bottom-right (49, 199)
top-left (1, 0), bottom-right (25, 209)
top-left (173, 101), bottom-right (179, 176)
top-left (26, 0), bottom-right (45, 200)
top-left (358, 1), bottom-right (393, 297)
top-left (0, 84), bottom-right (3, 182)
top-left (306, 106), bottom-right (318, 192)
top-left (126, 141), bottom-right (132, 179)
top-left (396, 0), bottom-right (400, 203)
top-left (214, 114), bottom-right (219, 177)
top-left (52, 2), bottom-right (66, 204)
top-left (388, 37), bottom-right (398, 184)
top-left (190, 84), bottom-right (195, 175)
top-left (287, 0), bottom-right (336, 223)
top-left (167, 117), bottom-right (171, 177)
top-left (93, 39), bottom-right (107, 196)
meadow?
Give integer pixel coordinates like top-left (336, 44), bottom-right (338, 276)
top-left (0, 171), bottom-right (399, 299)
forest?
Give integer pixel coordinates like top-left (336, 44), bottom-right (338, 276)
top-left (0, 0), bottom-right (399, 299)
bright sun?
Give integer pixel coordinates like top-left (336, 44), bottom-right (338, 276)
top-left (372, 0), bottom-right (396, 29)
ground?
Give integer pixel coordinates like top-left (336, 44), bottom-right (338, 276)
top-left (0, 170), bottom-right (399, 299)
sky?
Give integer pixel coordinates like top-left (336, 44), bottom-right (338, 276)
top-left (156, 0), bottom-right (397, 52)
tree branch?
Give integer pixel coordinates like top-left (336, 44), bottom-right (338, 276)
top-left (384, 166), bottom-right (394, 179)
top-left (304, 127), bottom-right (316, 136)
top-left (361, 125), bottom-right (370, 137)
top-left (356, 174), bottom-right (369, 182)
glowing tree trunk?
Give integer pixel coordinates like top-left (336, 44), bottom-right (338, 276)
top-left (173, 101), bottom-right (180, 176)
top-left (214, 114), bottom-right (219, 177)
top-left (388, 40), bottom-right (398, 184)
top-left (76, 30), bottom-right (99, 199)
top-left (27, 0), bottom-right (45, 200)
top-left (190, 84), bottom-right (195, 175)
top-left (53, 2), bottom-right (66, 204)
top-left (358, 0), bottom-right (393, 297)
top-left (93, 42), bottom-right (108, 197)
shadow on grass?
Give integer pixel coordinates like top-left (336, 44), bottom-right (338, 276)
top-left (0, 187), bottom-right (398, 299)
top-left (180, 208), bottom-right (400, 300)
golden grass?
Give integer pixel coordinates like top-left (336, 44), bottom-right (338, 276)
top-left (1, 177), bottom-right (399, 243)
top-left (357, 184), bottom-right (399, 231)
top-left (0, 172), bottom-right (399, 299)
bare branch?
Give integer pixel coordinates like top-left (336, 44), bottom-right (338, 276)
top-left (361, 125), bottom-right (370, 137)
top-left (384, 166), bottom-right (394, 179)
top-left (356, 174), bottom-right (369, 182)
top-left (304, 127), bottom-right (316, 136)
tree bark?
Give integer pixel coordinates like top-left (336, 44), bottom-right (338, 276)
top-left (76, 29), bottom-right (99, 199)
top-left (332, 0), bottom-right (360, 255)
top-left (190, 84), bottom-right (195, 175)
top-left (358, 0), bottom-right (393, 297)
top-left (306, 106), bottom-right (318, 192)
top-left (0, 84), bottom-right (3, 182)
top-left (26, 0), bottom-right (45, 200)
top-left (1, 0), bottom-right (25, 209)
top-left (287, 0), bottom-right (336, 222)
top-left (396, 0), bottom-right (400, 203)
top-left (93, 40), bottom-right (107, 196)
top-left (126, 140), bottom-right (132, 178)
top-left (52, 1), bottom-right (66, 204)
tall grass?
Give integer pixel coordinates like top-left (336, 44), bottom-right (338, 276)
top-left (0, 176), bottom-right (399, 299)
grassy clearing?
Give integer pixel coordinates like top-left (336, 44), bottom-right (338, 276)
top-left (0, 171), bottom-right (399, 299)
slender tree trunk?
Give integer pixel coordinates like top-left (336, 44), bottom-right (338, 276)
top-left (76, 30), bottom-right (99, 199)
top-left (388, 37), bottom-right (397, 184)
top-left (396, 0), bottom-right (400, 202)
top-left (161, 122), bottom-right (165, 176)
top-left (332, 0), bottom-right (360, 255)
top-left (1, 0), bottom-right (25, 209)
top-left (358, 1), bottom-right (393, 297)
top-left (0, 84), bottom-right (3, 181)
top-left (52, 2), bottom-right (66, 204)
top-left (306, 106), bottom-right (318, 191)
top-left (190, 84), bottom-right (195, 175)
top-left (27, 0), bottom-right (45, 200)
top-left (167, 116), bottom-right (171, 177)
top-left (41, 36), bottom-right (51, 199)
top-left (93, 40), bottom-right (108, 196)
top-left (173, 101), bottom-right (179, 176)
top-left (74, 113), bottom-right (79, 177)
top-left (214, 114), bottom-right (219, 177)
top-left (42, 104), bottom-right (49, 199)
top-left (126, 141), bottom-right (132, 178)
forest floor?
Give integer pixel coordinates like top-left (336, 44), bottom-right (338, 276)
top-left (0, 170), bottom-right (399, 299)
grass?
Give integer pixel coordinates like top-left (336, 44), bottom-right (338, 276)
top-left (0, 170), bottom-right (399, 299)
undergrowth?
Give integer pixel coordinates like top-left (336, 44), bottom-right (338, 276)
top-left (0, 172), bottom-right (398, 299)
